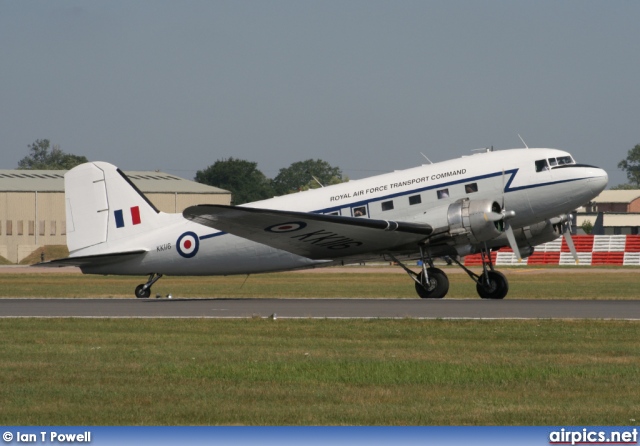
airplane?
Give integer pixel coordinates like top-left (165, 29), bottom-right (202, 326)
top-left (39, 147), bottom-right (608, 299)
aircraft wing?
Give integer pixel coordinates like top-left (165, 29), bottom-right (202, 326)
top-left (184, 205), bottom-right (432, 260)
top-left (33, 250), bottom-right (147, 268)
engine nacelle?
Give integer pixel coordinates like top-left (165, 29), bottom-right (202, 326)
top-left (516, 219), bottom-right (562, 247)
top-left (518, 245), bottom-right (535, 258)
top-left (480, 219), bottom-right (561, 256)
top-left (447, 199), bottom-right (504, 244)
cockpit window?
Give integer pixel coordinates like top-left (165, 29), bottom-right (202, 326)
top-left (548, 158), bottom-right (558, 167)
top-left (556, 156), bottom-right (574, 165)
top-left (535, 159), bottom-right (549, 172)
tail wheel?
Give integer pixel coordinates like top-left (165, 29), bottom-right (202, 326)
top-left (135, 284), bottom-right (151, 298)
top-left (415, 267), bottom-right (449, 299)
top-left (476, 271), bottom-right (509, 299)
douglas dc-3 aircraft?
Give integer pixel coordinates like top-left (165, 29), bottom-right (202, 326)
top-left (41, 147), bottom-right (608, 299)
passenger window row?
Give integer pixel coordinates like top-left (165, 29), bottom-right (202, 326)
top-left (371, 182), bottom-right (479, 213)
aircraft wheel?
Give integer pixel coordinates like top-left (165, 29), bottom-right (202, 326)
top-left (135, 284), bottom-right (151, 298)
top-left (476, 271), bottom-right (509, 299)
top-left (415, 268), bottom-right (449, 299)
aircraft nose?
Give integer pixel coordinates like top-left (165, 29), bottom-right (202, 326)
top-left (588, 167), bottom-right (608, 196)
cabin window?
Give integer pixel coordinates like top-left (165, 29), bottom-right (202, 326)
top-left (353, 206), bottom-right (367, 217)
top-left (437, 188), bottom-right (450, 199)
top-left (381, 200), bottom-right (394, 211)
top-left (409, 194), bottom-right (421, 205)
top-left (465, 183), bottom-right (478, 193)
top-left (535, 159), bottom-right (549, 172)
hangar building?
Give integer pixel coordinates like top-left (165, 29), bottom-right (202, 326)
top-left (577, 190), bottom-right (640, 235)
top-left (0, 169), bottom-right (230, 263)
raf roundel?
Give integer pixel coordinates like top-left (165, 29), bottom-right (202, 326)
top-left (265, 221), bottom-right (307, 233)
top-left (176, 231), bottom-right (200, 258)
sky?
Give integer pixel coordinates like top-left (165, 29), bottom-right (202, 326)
top-left (1, 1), bottom-right (638, 187)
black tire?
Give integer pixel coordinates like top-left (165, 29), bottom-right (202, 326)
top-left (476, 270), bottom-right (509, 299)
top-left (415, 267), bottom-right (449, 299)
top-left (135, 284), bottom-right (151, 298)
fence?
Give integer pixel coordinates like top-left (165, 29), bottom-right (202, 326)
top-left (463, 235), bottom-right (640, 266)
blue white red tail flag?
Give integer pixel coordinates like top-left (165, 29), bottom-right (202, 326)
top-left (114, 206), bottom-right (142, 228)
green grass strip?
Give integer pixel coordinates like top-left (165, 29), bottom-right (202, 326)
top-left (1, 269), bottom-right (640, 298)
top-left (0, 319), bottom-right (638, 425)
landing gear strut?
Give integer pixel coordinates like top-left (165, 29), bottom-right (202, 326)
top-left (135, 273), bottom-right (163, 298)
top-left (450, 246), bottom-right (509, 300)
top-left (390, 247), bottom-right (449, 299)
top-left (392, 243), bottom-right (509, 299)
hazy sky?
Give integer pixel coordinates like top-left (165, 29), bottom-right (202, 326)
top-left (1, 1), bottom-right (638, 187)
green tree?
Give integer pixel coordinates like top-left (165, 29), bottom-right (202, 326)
top-left (581, 220), bottom-right (593, 235)
top-left (17, 139), bottom-right (88, 170)
top-left (616, 144), bottom-right (640, 188)
top-left (272, 159), bottom-right (345, 195)
top-left (610, 183), bottom-right (637, 190)
top-left (195, 158), bottom-right (274, 205)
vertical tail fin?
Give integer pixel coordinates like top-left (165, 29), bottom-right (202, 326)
top-left (65, 162), bottom-right (163, 254)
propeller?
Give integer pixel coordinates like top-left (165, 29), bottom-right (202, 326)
top-left (551, 214), bottom-right (580, 265)
top-left (484, 169), bottom-right (523, 262)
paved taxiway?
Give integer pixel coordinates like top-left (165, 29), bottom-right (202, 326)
top-left (1, 298), bottom-right (639, 319)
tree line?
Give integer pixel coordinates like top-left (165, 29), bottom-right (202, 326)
top-left (16, 139), bottom-right (346, 204)
top-left (194, 158), bottom-right (345, 204)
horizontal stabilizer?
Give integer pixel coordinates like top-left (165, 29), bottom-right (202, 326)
top-left (184, 205), bottom-right (432, 259)
top-left (33, 250), bottom-right (147, 268)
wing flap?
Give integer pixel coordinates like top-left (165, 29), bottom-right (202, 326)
top-left (184, 205), bottom-right (432, 260)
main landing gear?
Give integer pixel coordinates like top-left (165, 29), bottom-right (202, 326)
top-left (391, 245), bottom-right (509, 300)
top-left (135, 273), bottom-right (163, 298)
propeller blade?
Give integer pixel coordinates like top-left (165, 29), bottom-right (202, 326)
top-left (484, 212), bottom-right (503, 222)
top-left (563, 220), bottom-right (579, 264)
top-left (504, 222), bottom-right (522, 263)
top-left (501, 169), bottom-right (506, 211)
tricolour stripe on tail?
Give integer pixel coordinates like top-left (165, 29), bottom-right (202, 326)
top-left (65, 162), bottom-right (164, 254)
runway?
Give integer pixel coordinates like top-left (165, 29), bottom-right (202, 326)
top-left (1, 298), bottom-right (640, 319)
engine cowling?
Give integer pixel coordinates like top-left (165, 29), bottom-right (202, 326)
top-left (480, 219), bottom-right (561, 256)
top-left (516, 219), bottom-right (562, 247)
top-left (447, 199), bottom-right (504, 244)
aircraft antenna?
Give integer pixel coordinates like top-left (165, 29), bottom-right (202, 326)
top-left (310, 175), bottom-right (324, 188)
top-left (420, 152), bottom-right (433, 164)
top-left (471, 147), bottom-right (493, 153)
top-left (307, 170), bottom-right (324, 188)
top-left (518, 134), bottom-right (529, 149)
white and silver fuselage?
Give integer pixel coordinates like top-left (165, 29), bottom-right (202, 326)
top-left (77, 148), bottom-right (608, 275)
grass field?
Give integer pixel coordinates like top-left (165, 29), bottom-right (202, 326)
top-left (1, 267), bottom-right (640, 299)
top-left (0, 269), bottom-right (638, 426)
top-left (0, 318), bottom-right (638, 425)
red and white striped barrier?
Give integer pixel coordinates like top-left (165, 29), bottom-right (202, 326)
top-left (464, 235), bottom-right (640, 266)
